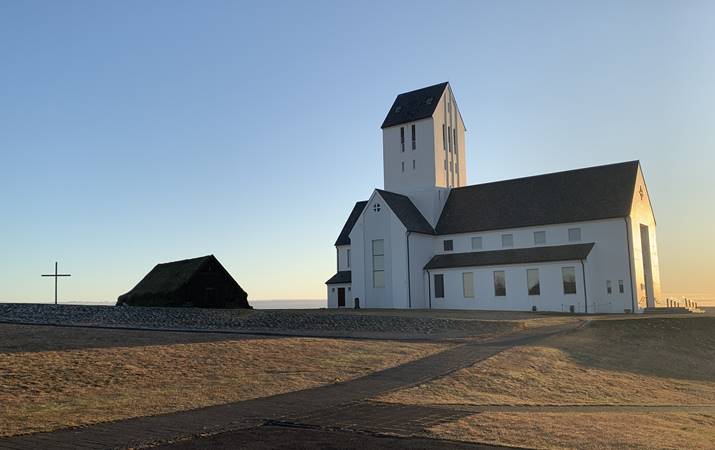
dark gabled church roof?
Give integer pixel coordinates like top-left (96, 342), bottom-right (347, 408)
top-left (325, 270), bottom-right (351, 285)
top-left (424, 243), bottom-right (595, 270)
top-left (335, 201), bottom-right (368, 246)
top-left (381, 82), bottom-right (449, 129)
top-left (376, 190), bottom-right (435, 235)
top-left (436, 161), bottom-right (640, 235)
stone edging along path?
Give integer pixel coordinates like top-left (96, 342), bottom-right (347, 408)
top-left (0, 322), bottom-right (584, 450)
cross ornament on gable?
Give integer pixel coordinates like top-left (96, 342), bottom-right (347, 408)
top-left (41, 262), bottom-right (71, 305)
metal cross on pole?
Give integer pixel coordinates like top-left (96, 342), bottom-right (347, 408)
top-left (41, 262), bottom-right (71, 305)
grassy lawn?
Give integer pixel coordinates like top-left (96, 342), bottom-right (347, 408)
top-left (378, 316), bottom-right (715, 449)
top-left (0, 336), bottom-right (446, 437)
top-left (432, 412), bottom-right (715, 450)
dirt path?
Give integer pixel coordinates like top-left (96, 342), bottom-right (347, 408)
top-left (0, 322), bottom-right (581, 450)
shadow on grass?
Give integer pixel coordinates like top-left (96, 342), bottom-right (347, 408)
top-left (551, 316), bottom-right (715, 382)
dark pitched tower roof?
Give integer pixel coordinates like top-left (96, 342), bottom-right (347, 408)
top-left (376, 190), bottom-right (434, 234)
top-left (381, 82), bottom-right (449, 129)
top-left (335, 201), bottom-right (368, 246)
top-left (436, 161), bottom-right (640, 234)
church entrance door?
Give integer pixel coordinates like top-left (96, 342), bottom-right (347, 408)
top-left (337, 288), bottom-right (346, 307)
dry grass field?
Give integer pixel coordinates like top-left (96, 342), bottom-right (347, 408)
top-left (379, 316), bottom-right (715, 449)
top-left (433, 411), bottom-right (715, 450)
top-left (0, 335), bottom-right (446, 437)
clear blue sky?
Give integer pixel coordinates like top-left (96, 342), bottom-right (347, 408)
top-left (1, 0), bottom-right (713, 304)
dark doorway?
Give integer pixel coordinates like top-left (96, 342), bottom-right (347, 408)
top-left (337, 288), bottom-right (346, 307)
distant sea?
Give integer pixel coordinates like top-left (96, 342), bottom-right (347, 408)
top-left (1, 299), bottom-right (327, 309)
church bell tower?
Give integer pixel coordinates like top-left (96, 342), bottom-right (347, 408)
top-left (380, 82), bottom-right (467, 226)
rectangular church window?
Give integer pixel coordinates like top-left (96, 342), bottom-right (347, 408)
top-left (534, 231), bottom-right (546, 245)
top-left (471, 236), bottom-right (482, 250)
top-left (411, 124), bottom-right (416, 149)
top-left (463, 272), bottom-right (474, 298)
top-left (619, 280), bottom-right (624, 294)
top-left (527, 269), bottom-right (540, 295)
top-left (494, 271), bottom-right (506, 296)
top-left (434, 274), bottom-right (444, 298)
top-left (562, 267), bottom-right (577, 294)
top-left (453, 128), bottom-right (458, 152)
top-left (568, 228), bottom-right (582, 242)
top-left (443, 240), bottom-right (453, 251)
top-left (400, 127), bottom-right (405, 152)
top-left (372, 240), bottom-right (384, 288)
top-left (501, 234), bottom-right (513, 247)
top-left (607, 280), bottom-right (612, 294)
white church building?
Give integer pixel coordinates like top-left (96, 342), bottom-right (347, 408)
top-left (326, 82), bottom-right (661, 314)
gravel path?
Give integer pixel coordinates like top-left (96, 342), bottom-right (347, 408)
top-left (0, 304), bottom-right (519, 339)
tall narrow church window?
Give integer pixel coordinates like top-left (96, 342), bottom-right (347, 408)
top-left (463, 272), bottom-right (474, 298)
top-left (400, 127), bottom-right (405, 152)
top-left (619, 280), bottom-right (625, 294)
top-left (562, 267), bottom-right (577, 294)
top-left (448, 126), bottom-right (452, 151)
top-left (347, 249), bottom-right (351, 269)
top-left (372, 240), bottom-right (385, 288)
top-left (453, 128), bottom-right (458, 152)
top-left (411, 124), bottom-right (416, 149)
top-left (607, 280), bottom-right (612, 294)
top-left (401, 161), bottom-right (405, 172)
top-left (442, 124), bottom-right (447, 150)
top-left (527, 269), bottom-right (540, 295)
top-left (494, 271), bottom-right (506, 297)
top-left (434, 274), bottom-right (444, 298)
top-left (412, 159), bottom-right (416, 170)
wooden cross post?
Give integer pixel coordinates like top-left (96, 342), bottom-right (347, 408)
top-left (41, 262), bottom-right (71, 305)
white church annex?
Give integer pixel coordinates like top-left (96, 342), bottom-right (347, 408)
top-left (326, 82), bottom-right (662, 314)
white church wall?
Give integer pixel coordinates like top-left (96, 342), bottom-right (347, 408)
top-left (336, 245), bottom-right (351, 271)
top-left (629, 165), bottom-right (662, 309)
top-left (408, 233), bottom-right (437, 309)
top-left (349, 191), bottom-right (410, 309)
top-left (383, 117), bottom-right (436, 194)
top-left (434, 218), bottom-right (635, 313)
top-left (428, 260), bottom-right (587, 313)
top-left (431, 85), bottom-right (466, 189)
top-left (349, 217), bottom-right (366, 309)
top-left (326, 283), bottom-right (353, 309)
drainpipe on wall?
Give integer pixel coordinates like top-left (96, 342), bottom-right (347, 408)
top-left (624, 217), bottom-right (636, 313)
top-left (580, 259), bottom-right (588, 314)
top-left (406, 231), bottom-right (412, 309)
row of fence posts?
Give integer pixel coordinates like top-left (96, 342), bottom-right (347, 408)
top-left (666, 298), bottom-right (699, 309)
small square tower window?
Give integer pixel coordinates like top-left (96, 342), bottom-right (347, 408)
top-left (443, 240), bottom-right (454, 251)
top-left (534, 231), bottom-right (546, 245)
top-left (568, 228), bottom-right (582, 242)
